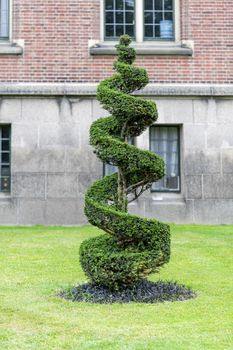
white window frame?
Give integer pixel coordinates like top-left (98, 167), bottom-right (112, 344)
top-left (100, 0), bottom-right (180, 44)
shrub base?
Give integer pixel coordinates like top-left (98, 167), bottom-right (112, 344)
top-left (60, 280), bottom-right (196, 304)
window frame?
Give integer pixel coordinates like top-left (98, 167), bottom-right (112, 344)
top-left (149, 124), bottom-right (181, 193)
top-left (101, 0), bottom-right (180, 44)
top-left (0, 124), bottom-right (11, 193)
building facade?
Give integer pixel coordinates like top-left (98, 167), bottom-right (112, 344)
top-left (0, 0), bottom-right (232, 224)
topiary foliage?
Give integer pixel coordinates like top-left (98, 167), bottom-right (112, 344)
top-left (80, 35), bottom-right (170, 291)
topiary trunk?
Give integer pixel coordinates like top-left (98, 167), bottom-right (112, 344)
top-left (80, 35), bottom-right (170, 291)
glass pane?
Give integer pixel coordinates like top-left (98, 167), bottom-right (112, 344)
top-left (1, 176), bottom-right (10, 191)
top-left (125, 25), bottom-right (134, 37)
top-left (2, 140), bottom-right (9, 150)
top-left (1, 165), bottom-right (10, 176)
top-left (164, 0), bottom-right (173, 10)
top-left (164, 12), bottom-right (173, 21)
top-left (125, 0), bottom-right (134, 10)
top-left (145, 0), bottom-right (153, 10)
top-left (154, 12), bottom-right (162, 24)
top-left (116, 11), bottom-right (124, 23)
top-left (105, 0), bottom-right (114, 10)
top-left (105, 12), bottom-right (114, 23)
top-left (116, 0), bottom-right (124, 10)
top-left (145, 25), bottom-right (153, 37)
top-left (1, 126), bottom-right (10, 138)
top-left (144, 12), bottom-right (153, 24)
top-left (105, 25), bottom-right (114, 37)
top-left (154, 0), bottom-right (163, 10)
top-left (1, 152), bottom-right (9, 163)
top-left (154, 25), bottom-right (160, 37)
top-left (105, 164), bottom-right (118, 176)
top-left (116, 25), bottom-right (124, 36)
top-left (125, 11), bottom-right (134, 24)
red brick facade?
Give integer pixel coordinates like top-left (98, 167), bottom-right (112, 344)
top-left (1, 0), bottom-right (233, 83)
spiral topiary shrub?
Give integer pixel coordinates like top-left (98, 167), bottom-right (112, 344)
top-left (80, 35), bottom-right (170, 291)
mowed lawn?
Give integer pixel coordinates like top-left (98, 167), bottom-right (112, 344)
top-left (0, 225), bottom-right (232, 350)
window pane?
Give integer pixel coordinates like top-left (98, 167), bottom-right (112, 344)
top-left (116, 11), bottom-right (124, 23)
top-left (125, 25), bottom-right (134, 37)
top-left (1, 152), bottom-right (9, 163)
top-left (105, 25), bottom-right (114, 37)
top-left (154, 12), bottom-right (162, 24)
top-left (1, 165), bottom-right (10, 175)
top-left (125, 0), bottom-right (134, 10)
top-left (144, 12), bottom-right (153, 24)
top-left (150, 126), bottom-right (180, 192)
top-left (105, 12), bottom-right (114, 23)
top-left (116, 25), bottom-right (124, 36)
top-left (154, 0), bottom-right (163, 10)
top-left (154, 25), bottom-right (160, 37)
top-left (105, 0), bottom-right (114, 10)
top-left (1, 176), bottom-right (10, 192)
top-left (145, 25), bottom-right (153, 38)
top-left (105, 164), bottom-right (118, 176)
top-left (164, 11), bottom-right (173, 21)
top-left (164, 0), bottom-right (173, 10)
top-left (1, 125), bottom-right (10, 138)
top-left (145, 0), bottom-right (153, 10)
top-left (116, 0), bottom-right (124, 10)
top-left (125, 11), bottom-right (134, 24)
top-left (2, 140), bottom-right (9, 150)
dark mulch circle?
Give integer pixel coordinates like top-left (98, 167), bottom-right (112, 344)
top-left (59, 280), bottom-right (196, 304)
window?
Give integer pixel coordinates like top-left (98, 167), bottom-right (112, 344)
top-left (0, 125), bottom-right (11, 192)
top-left (0, 0), bottom-right (9, 40)
top-left (105, 0), bottom-right (135, 40)
top-left (144, 0), bottom-right (174, 40)
top-left (104, 0), bottom-right (177, 41)
top-left (150, 125), bottom-right (180, 192)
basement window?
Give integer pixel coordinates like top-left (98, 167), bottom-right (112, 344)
top-left (150, 125), bottom-right (180, 192)
top-left (0, 125), bottom-right (11, 192)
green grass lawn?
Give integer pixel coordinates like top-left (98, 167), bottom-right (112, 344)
top-left (0, 224), bottom-right (232, 350)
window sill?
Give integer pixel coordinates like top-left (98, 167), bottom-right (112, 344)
top-left (0, 42), bottom-right (23, 55)
top-left (90, 43), bottom-right (193, 56)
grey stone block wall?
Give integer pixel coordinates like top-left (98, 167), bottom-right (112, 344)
top-left (0, 93), bottom-right (233, 225)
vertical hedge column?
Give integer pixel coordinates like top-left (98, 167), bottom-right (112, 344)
top-left (80, 35), bottom-right (170, 291)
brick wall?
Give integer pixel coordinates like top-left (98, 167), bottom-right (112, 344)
top-left (1, 0), bottom-right (232, 83)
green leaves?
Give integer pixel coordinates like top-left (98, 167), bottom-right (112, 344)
top-left (81, 35), bottom-right (171, 291)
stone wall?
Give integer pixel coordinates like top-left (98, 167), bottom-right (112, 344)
top-left (0, 85), bottom-right (232, 224)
